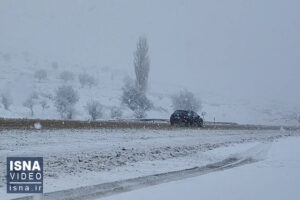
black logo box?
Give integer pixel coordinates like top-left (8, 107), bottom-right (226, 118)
top-left (7, 157), bottom-right (43, 193)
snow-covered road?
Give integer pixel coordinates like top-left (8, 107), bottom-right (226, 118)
top-left (0, 128), bottom-right (299, 199)
top-left (101, 136), bottom-right (300, 200)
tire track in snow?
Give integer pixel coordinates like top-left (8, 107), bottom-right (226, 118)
top-left (12, 154), bottom-right (259, 200)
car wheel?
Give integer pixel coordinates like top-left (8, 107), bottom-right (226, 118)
top-left (198, 121), bottom-right (203, 127)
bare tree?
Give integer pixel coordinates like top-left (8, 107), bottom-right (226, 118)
top-left (23, 92), bottom-right (39, 116)
top-left (86, 100), bottom-right (103, 120)
top-left (34, 69), bottom-right (47, 82)
top-left (171, 90), bottom-right (202, 112)
top-left (134, 36), bottom-right (150, 93)
top-left (40, 100), bottom-right (49, 110)
top-left (110, 106), bottom-right (123, 119)
top-left (1, 91), bottom-right (13, 110)
top-left (78, 73), bottom-right (97, 88)
top-left (59, 71), bottom-right (74, 82)
top-left (54, 86), bottom-right (79, 119)
top-left (122, 79), bottom-right (152, 118)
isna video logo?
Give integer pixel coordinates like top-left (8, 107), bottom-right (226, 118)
top-left (7, 157), bottom-right (43, 193)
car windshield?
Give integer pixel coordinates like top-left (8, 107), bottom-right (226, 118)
top-left (174, 110), bottom-right (188, 115)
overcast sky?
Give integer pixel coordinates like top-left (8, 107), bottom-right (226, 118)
top-left (0, 0), bottom-right (299, 106)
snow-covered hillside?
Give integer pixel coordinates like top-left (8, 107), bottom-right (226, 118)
top-left (0, 51), bottom-right (299, 125)
top-left (0, 0), bottom-right (299, 125)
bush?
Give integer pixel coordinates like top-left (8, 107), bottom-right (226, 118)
top-left (1, 91), bottom-right (13, 110)
top-left (133, 109), bottom-right (146, 119)
top-left (34, 69), bottom-right (47, 82)
top-left (110, 106), bottom-right (123, 119)
top-left (40, 100), bottom-right (49, 110)
top-left (86, 100), bottom-right (103, 120)
top-left (54, 86), bottom-right (79, 119)
top-left (171, 90), bottom-right (202, 112)
top-left (121, 79), bottom-right (152, 118)
top-left (78, 73), bottom-right (97, 88)
top-left (23, 92), bottom-right (39, 116)
top-left (59, 71), bottom-right (74, 82)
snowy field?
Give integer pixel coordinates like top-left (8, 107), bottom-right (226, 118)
top-left (0, 128), bottom-right (299, 199)
top-left (102, 136), bottom-right (300, 200)
top-left (0, 51), bottom-right (299, 126)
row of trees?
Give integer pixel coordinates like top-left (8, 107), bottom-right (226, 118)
top-left (4, 81), bottom-right (198, 120)
top-left (0, 85), bottom-right (121, 120)
top-left (35, 69), bottom-right (97, 88)
top-left (0, 88), bottom-right (201, 121)
top-left (1, 36), bottom-right (202, 120)
top-left (121, 36), bottom-right (202, 118)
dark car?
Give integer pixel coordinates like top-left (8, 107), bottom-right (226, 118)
top-left (170, 110), bottom-right (203, 127)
